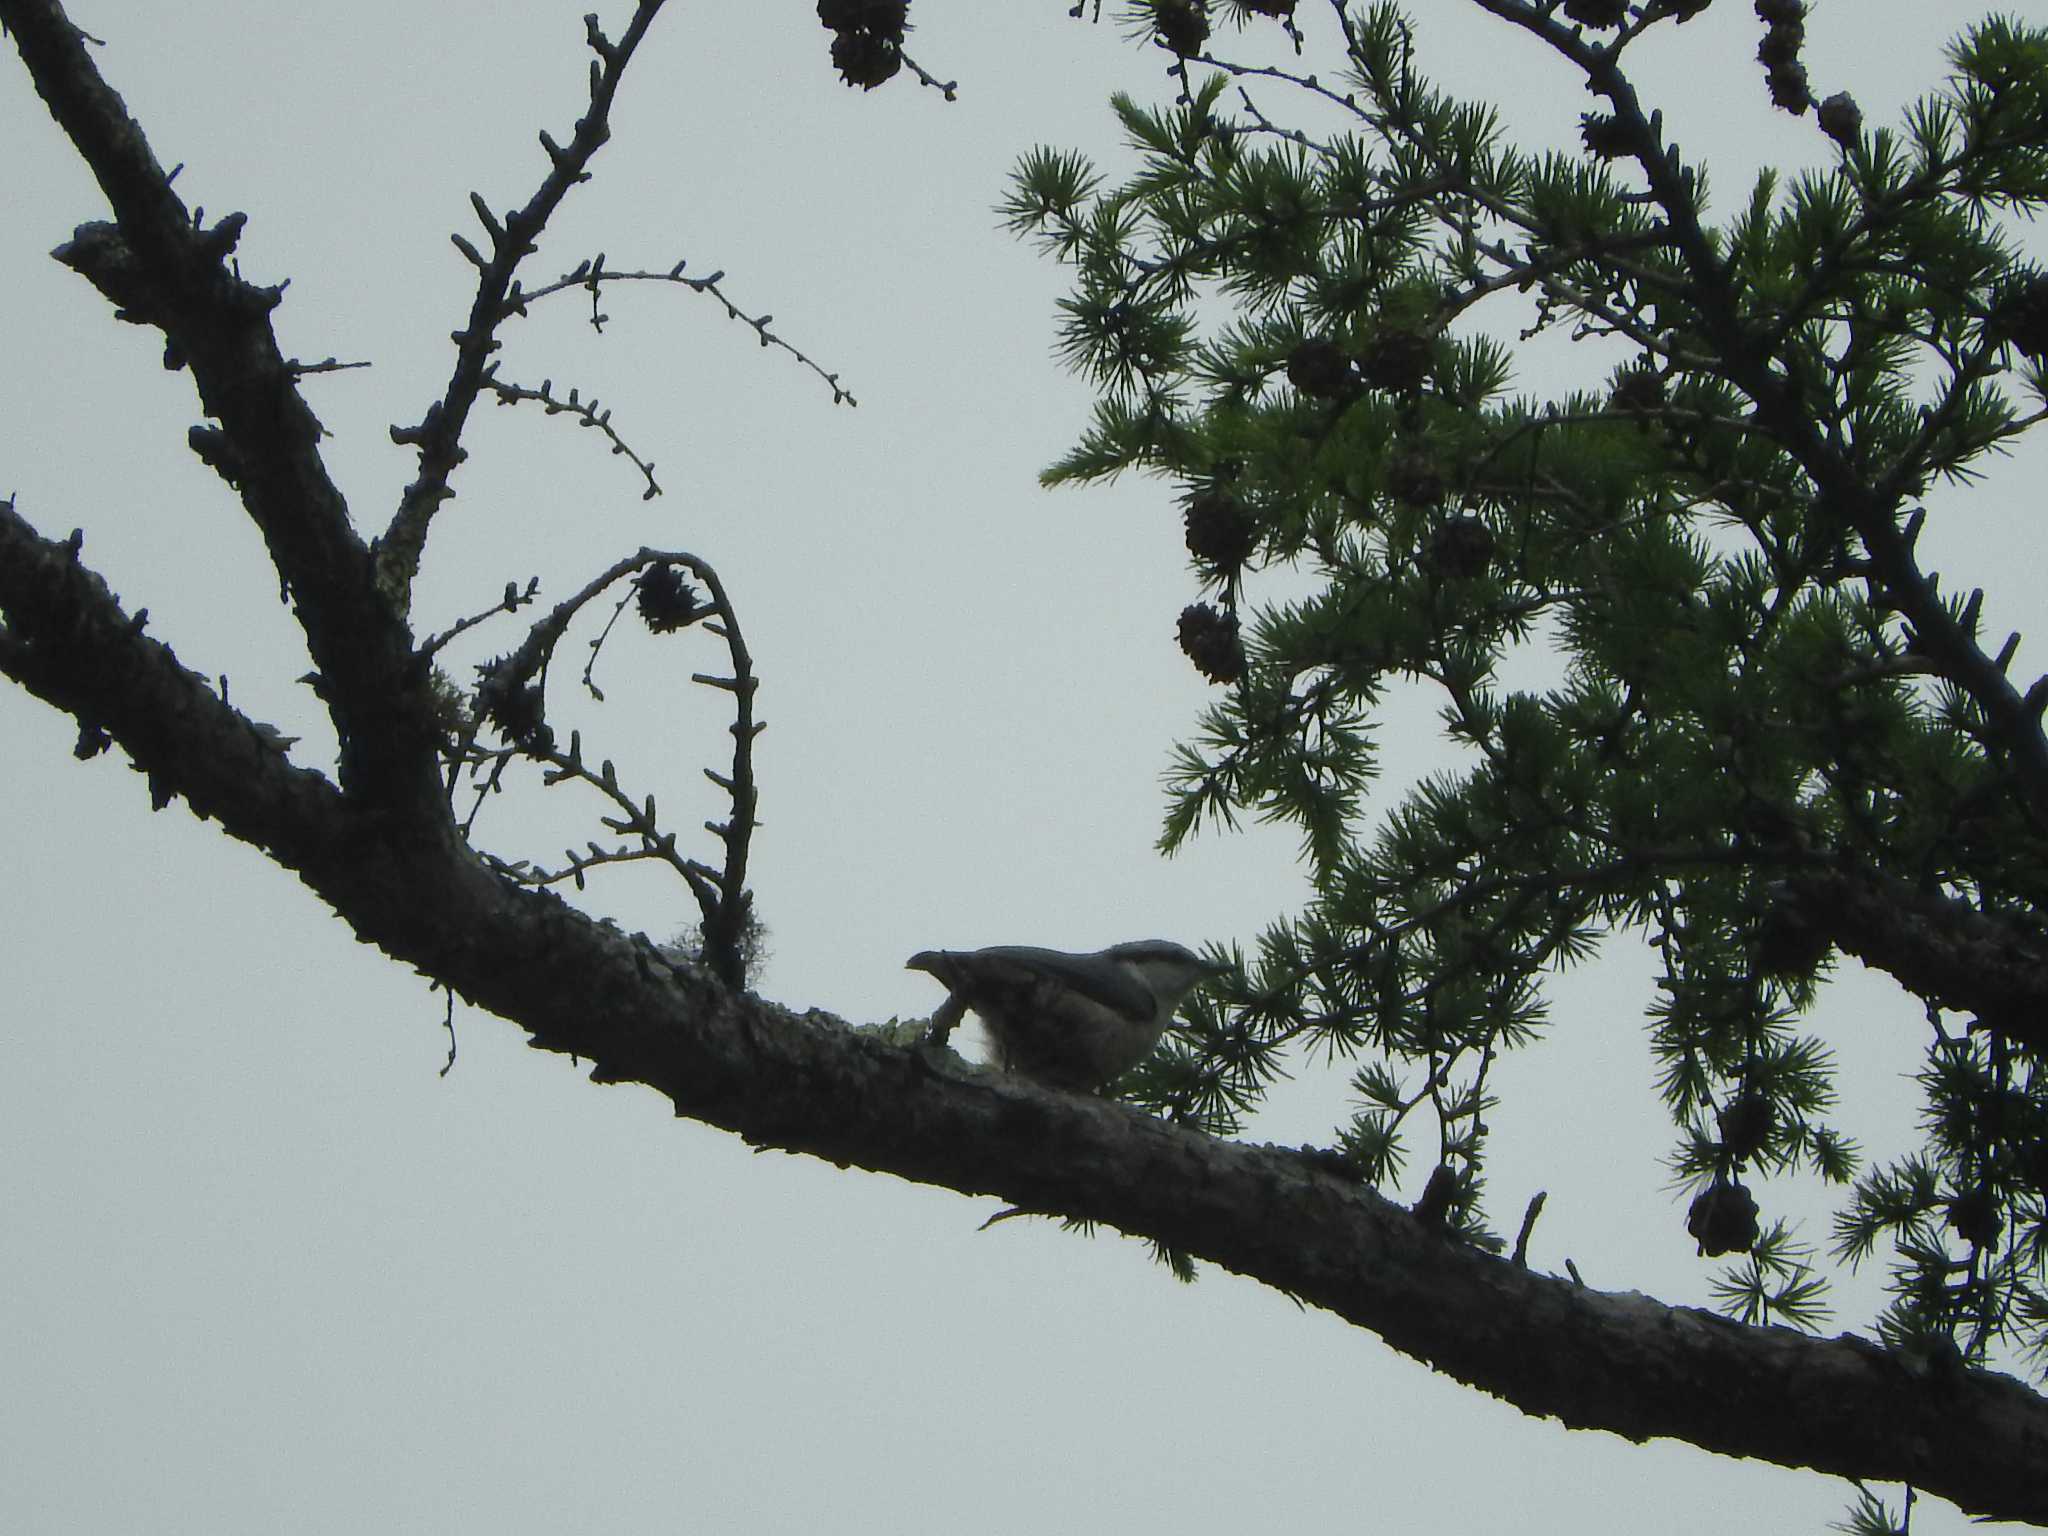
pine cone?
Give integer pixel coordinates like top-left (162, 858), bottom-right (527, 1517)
top-left (637, 563), bottom-right (706, 634)
top-left (1359, 328), bottom-right (1433, 394)
top-left (1687, 1180), bottom-right (1759, 1256)
top-left (1946, 1183), bottom-right (2002, 1250)
top-left (1579, 113), bottom-right (1633, 160)
top-left (1426, 515), bottom-right (1495, 579)
top-left (1385, 447), bottom-right (1446, 508)
top-left (1717, 1091), bottom-right (1775, 1164)
top-left (1286, 337), bottom-right (1359, 400)
top-left (1183, 488), bottom-right (1259, 569)
top-left (831, 29), bottom-right (903, 88)
top-left (1989, 274), bottom-right (2048, 356)
top-left (1177, 602), bottom-right (1245, 684)
top-left (1151, 0), bottom-right (1210, 56)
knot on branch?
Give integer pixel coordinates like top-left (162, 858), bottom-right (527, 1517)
top-left (187, 424), bottom-right (246, 488)
top-left (51, 221), bottom-right (157, 320)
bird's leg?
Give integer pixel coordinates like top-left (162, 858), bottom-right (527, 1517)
top-left (926, 992), bottom-right (967, 1048)
top-left (914, 992), bottom-right (969, 1076)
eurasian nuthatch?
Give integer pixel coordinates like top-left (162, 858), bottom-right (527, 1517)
top-left (907, 940), bottom-right (1226, 1090)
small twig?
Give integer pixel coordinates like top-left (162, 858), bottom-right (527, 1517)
top-left (422, 576), bottom-right (541, 660)
top-left (509, 257), bottom-right (857, 406)
top-left (1512, 1190), bottom-right (1547, 1267)
top-left (524, 734), bottom-right (723, 912)
top-left (480, 372), bottom-right (662, 500)
top-left (454, 744), bottom-right (516, 834)
top-left (1231, 81), bottom-right (1340, 157)
top-left (898, 49), bottom-right (958, 101)
top-left (580, 578), bottom-right (646, 702)
top-left (285, 356), bottom-right (372, 378)
top-left (438, 989), bottom-right (459, 1078)
top-left (1203, 50), bottom-right (1371, 128)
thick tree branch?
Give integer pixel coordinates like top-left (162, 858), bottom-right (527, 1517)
top-left (2, 492), bottom-right (2045, 1524)
top-left (0, 501), bottom-right (351, 862)
top-left (1787, 865), bottom-right (2048, 1051)
top-left (3, 0), bottom-right (434, 807)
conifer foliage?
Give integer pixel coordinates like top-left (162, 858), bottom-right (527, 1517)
top-left (1006, 0), bottom-right (2048, 1396)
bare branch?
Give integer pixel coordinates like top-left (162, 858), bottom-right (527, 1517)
top-left (481, 372), bottom-right (662, 501)
top-left (457, 546), bottom-right (761, 986)
top-left (421, 576), bottom-right (542, 661)
top-left (378, 0), bottom-right (672, 611)
top-left (510, 256), bottom-right (858, 407)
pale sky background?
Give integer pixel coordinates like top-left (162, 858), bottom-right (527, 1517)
top-left (3, 3), bottom-right (2041, 1533)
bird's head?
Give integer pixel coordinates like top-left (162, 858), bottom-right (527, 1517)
top-left (1103, 939), bottom-right (1230, 1018)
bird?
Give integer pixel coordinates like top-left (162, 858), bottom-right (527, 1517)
top-left (906, 940), bottom-right (1226, 1091)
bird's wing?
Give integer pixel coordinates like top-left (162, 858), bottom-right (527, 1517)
top-left (916, 945), bottom-right (1155, 1021)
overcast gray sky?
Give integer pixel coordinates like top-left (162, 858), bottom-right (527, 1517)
top-left (4, 3), bottom-right (2039, 1532)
